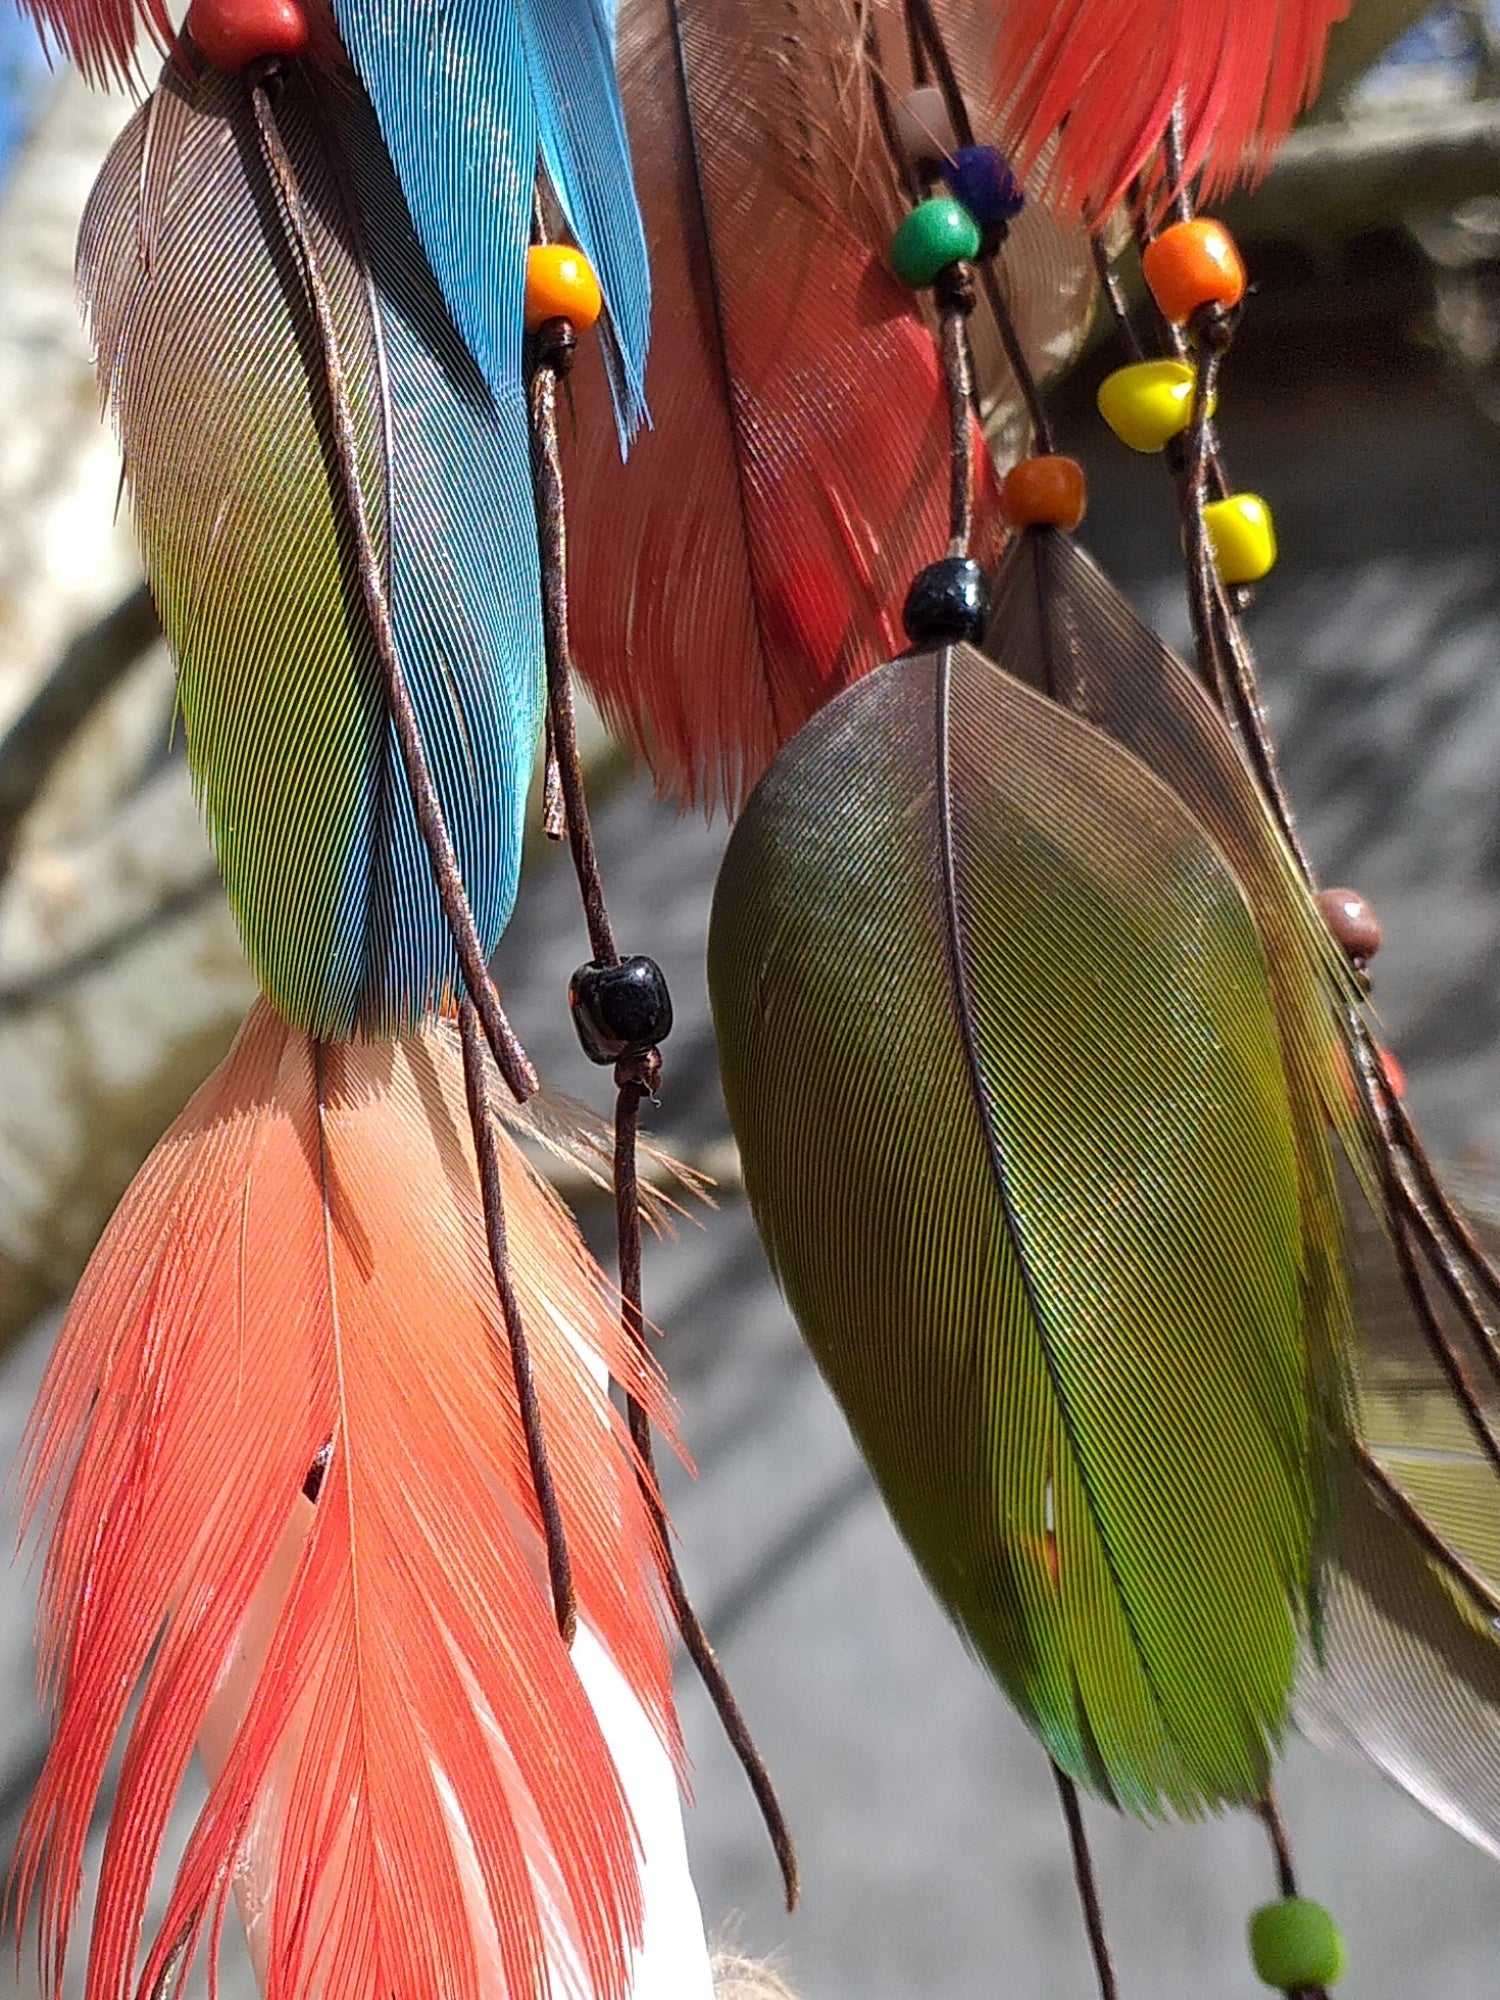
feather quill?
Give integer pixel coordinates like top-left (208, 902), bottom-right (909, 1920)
top-left (709, 640), bottom-right (1321, 1814)
top-left (991, 0), bottom-right (1354, 212)
top-left (13, 1002), bottom-right (680, 2000)
top-left (78, 48), bottom-right (544, 1038)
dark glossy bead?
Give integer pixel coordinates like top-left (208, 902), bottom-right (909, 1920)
top-left (942, 145), bottom-right (1025, 247)
top-left (569, 956), bottom-right (674, 1064)
top-left (1317, 886), bottom-right (1383, 964)
top-left (902, 558), bottom-right (989, 646)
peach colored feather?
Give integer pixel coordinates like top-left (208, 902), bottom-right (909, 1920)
top-left (993, 0), bottom-right (1353, 212)
top-left (13, 1004), bottom-right (680, 2000)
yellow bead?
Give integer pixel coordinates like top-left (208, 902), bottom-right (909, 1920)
top-left (1097, 360), bottom-right (1212, 453)
top-left (1204, 493), bottom-right (1277, 584)
top-left (524, 244), bottom-right (603, 333)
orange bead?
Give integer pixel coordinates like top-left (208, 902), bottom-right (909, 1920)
top-left (524, 245), bottom-right (603, 334)
top-left (1000, 455), bottom-right (1087, 532)
top-left (1142, 219), bottom-right (1246, 326)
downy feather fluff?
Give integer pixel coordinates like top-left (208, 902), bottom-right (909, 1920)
top-left (78, 47), bottom-right (543, 1038)
top-left (563, 0), bottom-right (1022, 813)
top-left (13, 1002), bottom-right (680, 2000)
top-left (709, 641), bottom-right (1321, 1814)
top-left (993, 0), bottom-right (1354, 212)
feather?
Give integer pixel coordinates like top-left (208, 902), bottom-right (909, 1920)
top-left (1297, 1173), bottom-right (1500, 1857)
top-left (991, 0), bottom-right (1354, 212)
top-left (561, 0), bottom-right (1016, 814)
top-left (13, 1002), bottom-right (680, 2000)
top-left (708, 640), bottom-right (1321, 1815)
top-left (331, 0), bottom-right (651, 432)
top-left (77, 49), bottom-right (544, 1038)
top-left (983, 526), bottom-right (1365, 1425)
top-left (16, 0), bottom-right (170, 85)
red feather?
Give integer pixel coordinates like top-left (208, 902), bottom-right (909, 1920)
top-left (13, 1004), bottom-right (680, 2000)
top-left (994, 0), bottom-right (1353, 212)
top-left (18, 0), bottom-right (171, 83)
top-left (563, 0), bottom-right (1007, 815)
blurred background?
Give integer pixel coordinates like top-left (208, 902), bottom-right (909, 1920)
top-left (2, 3), bottom-right (1499, 1994)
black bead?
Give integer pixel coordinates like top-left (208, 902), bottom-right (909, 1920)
top-left (569, 956), bottom-right (674, 1065)
top-left (902, 557), bottom-right (989, 647)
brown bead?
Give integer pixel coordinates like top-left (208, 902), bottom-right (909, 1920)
top-left (1317, 887), bottom-right (1383, 964)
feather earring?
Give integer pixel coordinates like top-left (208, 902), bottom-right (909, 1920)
top-left (708, 7), bottom-right (1500, 1992)
top-left (10, 2), bottom-right (790, 1993)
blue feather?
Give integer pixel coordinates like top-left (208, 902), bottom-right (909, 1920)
top-left (334, 83), bottom-right (547, 1033)
top-left (77, 55), bottom-right (543, 1040)
top-left (333, 0), bottom-right (651, 437)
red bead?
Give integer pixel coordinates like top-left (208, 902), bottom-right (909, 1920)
top-left (1316, 887), bottom-right (1383, 964)
top-left (188, 0), bottom-right (310, 70)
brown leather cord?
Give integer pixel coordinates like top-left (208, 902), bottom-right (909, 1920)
top-left (1052, 1765), bottom-right (1120, 2000)
top-left (250, 74), bottom-right (536, 1104)
top-left (459, 996), bottom-right (577, 1643)
top-left (1258, 1792), bottom-right (1330, 2000)
top-left (527, 290), bottom-right (799, 1914)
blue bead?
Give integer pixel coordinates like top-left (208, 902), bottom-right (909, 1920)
top-left (942, 146), bottom-right (1024, 244)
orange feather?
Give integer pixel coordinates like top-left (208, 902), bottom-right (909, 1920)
top-left (993, 0), bottom-right (1354, 212)
top-left (13, 1003), bottom-right (680, 2000)
top-left (16, 0), bottom-right (171, 84)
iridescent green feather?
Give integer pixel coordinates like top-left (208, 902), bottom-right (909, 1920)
top-left (710, 641), bottom-right (1321, 1814)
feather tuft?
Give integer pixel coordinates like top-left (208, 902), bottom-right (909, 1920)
top-left (13, 1003), bottom-right (679, 2000)
top-left (16, 0), bottom-right (171, 86)
top-left (992, 0), bottom-right (1354, 212)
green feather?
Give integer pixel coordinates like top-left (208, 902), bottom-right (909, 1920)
top-left (710, 641), bottom-right (1321, 1815)
top-left (985, 528), bottom-right (1366, 1444)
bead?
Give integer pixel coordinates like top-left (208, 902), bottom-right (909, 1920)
top-left (1317, 887), bottom-right (1383, 964)
top-left (1142, 218), bottom-right (1247, 326)
top-left (187, 0), bottom-right (309, 67)
top-left (892, 85), bottom-right (959, 170)
top-left (903, 558), bottom-right (989, 646)
top-left (941, 145), bottom-right (1024, 245)
top-left (890, 199), bottom-right (982, 289)
top-left (524, 245), bottom-right (603, 334)
top-left (1249, 1897), bottom-right (1346, 1989)
top-left (1000, 455), bottom-right (1087, 532)
top-left (569, 957), bottom-right (673, 1065)
top-left (1097, 359), bottom-right (1211, 454)
top-left (1204, 493), bottom-right (1277, 584)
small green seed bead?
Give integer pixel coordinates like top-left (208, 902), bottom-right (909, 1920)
top-left (1249, 1897), bottom-right (1346, 1989)
top-left (890, 198), bottom-right (981, 288)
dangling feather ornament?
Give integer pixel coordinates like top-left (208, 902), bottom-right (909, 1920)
top-left (8, 0), bottom-right (735, 1995)
top-left (14, 1007), bottom-right (680, 2000)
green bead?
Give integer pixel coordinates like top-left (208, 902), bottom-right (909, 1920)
top-left (1249, 1898), bottom-right (1346, 1989)
top-left (889, 198), bottom-right (981, 288)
